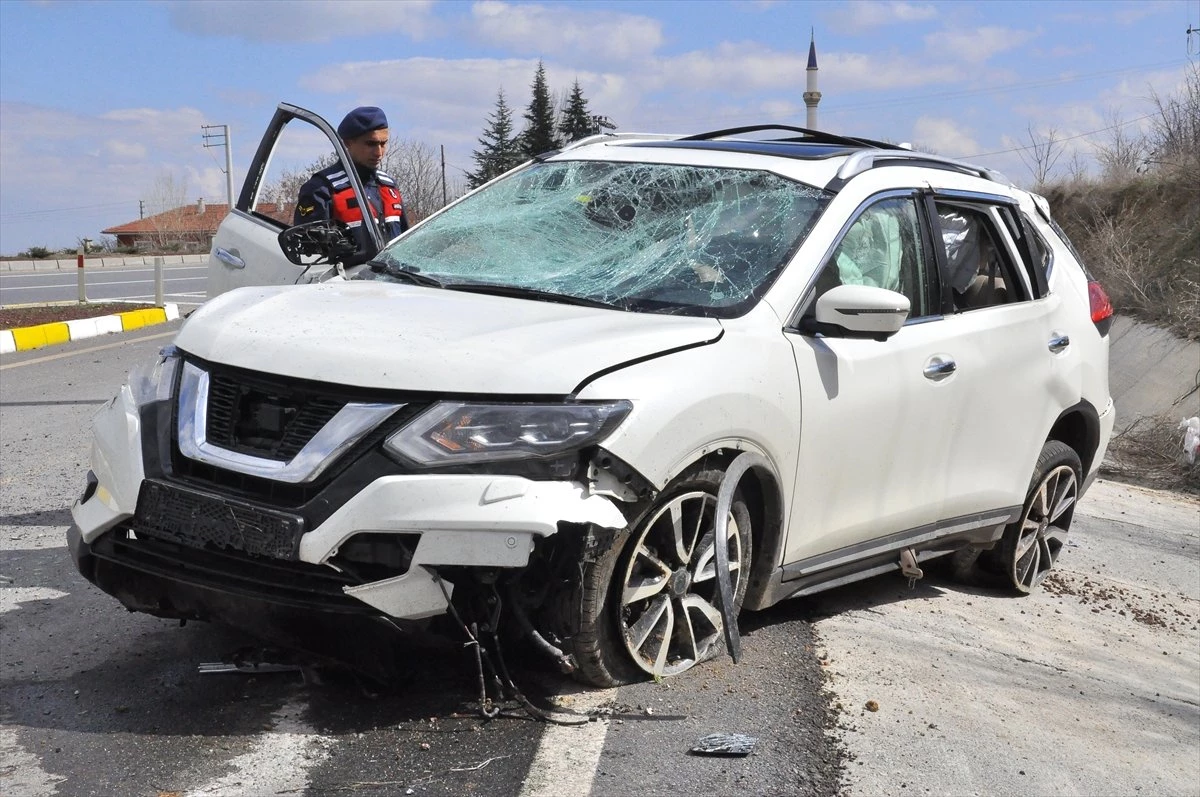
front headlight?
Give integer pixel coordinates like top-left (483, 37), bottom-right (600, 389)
top-left (126, 345), bottom-right (180, 406)
top-left (384, 401), bottom-right (632, 466)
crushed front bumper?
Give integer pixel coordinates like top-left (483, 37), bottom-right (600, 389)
top-left (69, 384), bottom-right (628, 624)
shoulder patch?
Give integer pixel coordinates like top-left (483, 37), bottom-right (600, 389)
top-left (298, 204), bottom-right (315, 216)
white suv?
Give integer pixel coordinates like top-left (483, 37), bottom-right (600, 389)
top-left (69, 119), bottom-right (1115, 687)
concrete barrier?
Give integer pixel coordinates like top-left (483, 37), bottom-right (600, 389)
top-left (1108, 316), bottom-right (1199, 425)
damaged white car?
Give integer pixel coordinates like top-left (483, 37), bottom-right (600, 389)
top-left (69, 114), bottom-right (1116, 687)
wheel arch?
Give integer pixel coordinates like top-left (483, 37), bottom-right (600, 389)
top-left (674, 448), bottom-right (787, 611)
top-left (1047, 400), bottom-right (1101, 479)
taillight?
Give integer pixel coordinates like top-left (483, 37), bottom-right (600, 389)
top-left (1088, 280), bottom-right (1113, 334)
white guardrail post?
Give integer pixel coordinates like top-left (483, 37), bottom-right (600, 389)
top-left (76, 250), bottom-right (87, 303)
top-left (154, 256), bottom-right (165, 307)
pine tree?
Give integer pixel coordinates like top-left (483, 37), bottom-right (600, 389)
top-left (559, 80), bottom-right (618, 143)
top-left (558, 80), bottom-right (594, 143)
top-left (467, 89), bottom-right (523, 189)
top-left (521, 60), bottom-right (562, 157)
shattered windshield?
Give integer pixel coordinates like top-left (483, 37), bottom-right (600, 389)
top-left (364, 160), bottom-right (832, 317)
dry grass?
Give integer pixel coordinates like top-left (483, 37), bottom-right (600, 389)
top-left (1045, 170), bottom-right (1200, 341)
top-left (1101, 413), bottom-right (1200, 495)
top-left (1044, 64), bottom-right (1199, 341)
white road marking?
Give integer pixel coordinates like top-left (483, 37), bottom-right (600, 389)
top-left (184, 696), bottom-right (332, 797)
top-left (0, 728), bottom-right (66, 797)
top-left (519, 687), bottom-right (617, 797)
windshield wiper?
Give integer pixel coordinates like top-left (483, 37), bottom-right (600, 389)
top-left (365, 260), bottom-right (444, 288)
top-left (443, 282), bottom-right (626, 311)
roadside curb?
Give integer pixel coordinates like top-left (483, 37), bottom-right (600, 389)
top-left (0, 304), bottom-right (180, 354)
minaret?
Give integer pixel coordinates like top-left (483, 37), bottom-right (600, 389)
top-left (803, 30), bottom-right (822, 129)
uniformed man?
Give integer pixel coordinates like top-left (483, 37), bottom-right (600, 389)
top-left (293, 106), bottom-right (409, 264)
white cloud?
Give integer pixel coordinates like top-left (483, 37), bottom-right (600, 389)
top-left (103, 140), bottom-right (148, 160)
top-left (827, 1), bottom-right (938, 31)
top-left (925, 26), bottom-right (1042, 64)
top-left (167, 0), bottom-right (438, 43)
top-left (469, 1), bottom-right (663, 60)
top-left (0, 103), bottom-right (229, 252)
top-left (297, 41), bottom-right (974, 151)
top-left (647, 42), bottom-right (961, 99)
top-left (910, 116), bottom-right (979, 157)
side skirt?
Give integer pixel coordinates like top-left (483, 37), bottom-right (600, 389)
top-left (748, 506), bottom-right (1020, 609)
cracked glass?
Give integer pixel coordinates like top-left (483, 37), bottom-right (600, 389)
top-left (365, 160), bottom-right (832, 317)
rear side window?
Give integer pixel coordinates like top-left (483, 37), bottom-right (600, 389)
top-left (1024, 218), bottom-right (1053, 278)
top-left (933, 201), bottom-right (1027, 312)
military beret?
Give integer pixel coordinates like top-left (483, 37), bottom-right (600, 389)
top-left (337, 106), bottom-right (388, 140)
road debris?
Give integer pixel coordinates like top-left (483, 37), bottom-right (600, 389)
top-left (197, 648), bottom-right (304, 675)
top-left (689, 732), bottom-right (757, 757)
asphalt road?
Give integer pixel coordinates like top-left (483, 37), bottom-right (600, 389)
top-left (1, 324), bottom-right (1196, 796)
top-left (0, 265), bottom-right (207, 307)
top-left (0, 326), bottom-right (840, 797)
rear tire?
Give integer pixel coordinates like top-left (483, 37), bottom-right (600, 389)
top-left (999, 440), bottom-right (1081, 594)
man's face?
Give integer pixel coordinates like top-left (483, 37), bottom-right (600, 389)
top-left (345, 128), bottom-right (388, 170)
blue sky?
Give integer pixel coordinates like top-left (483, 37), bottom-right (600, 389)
top-left (0, 0), bottom-right (1196, 255)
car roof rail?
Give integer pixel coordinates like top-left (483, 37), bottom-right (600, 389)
top-left (678, 124), bottom-right (905, 151)
top-left (560, 131), bottom-right (682, 151)
top-left (829, 149), bottom-right (1010, 190)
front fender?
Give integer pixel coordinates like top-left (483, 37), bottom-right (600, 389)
top-left (71, 386), bottom-right (146, 542)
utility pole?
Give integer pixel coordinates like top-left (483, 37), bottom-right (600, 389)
top-left (139, 199), bottom-right (145, 219)
top-left (441, 144), bottom-right (447, 207)
top-left (202, 124), bottom-right (235, 209)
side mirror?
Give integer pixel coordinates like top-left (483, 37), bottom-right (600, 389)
top-left (810, 284), bottom-right (911, 341)
top-left (277, 219), bottom-right (359, 266)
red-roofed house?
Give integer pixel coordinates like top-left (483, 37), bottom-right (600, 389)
top-left (103, 200), bottom-right (293, 251)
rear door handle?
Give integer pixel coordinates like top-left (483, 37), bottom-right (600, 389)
top-left (923, 356), bottom-right (957, 381)
top-left (1048, 334), bottom-right (1070, 353)
top-left (215, 247), bottom-right (245, 269)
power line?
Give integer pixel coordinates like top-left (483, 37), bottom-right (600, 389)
top-left (965, 112), bottom-right (1159, 159)
top-left (0, 200), bottom-right (138, 220)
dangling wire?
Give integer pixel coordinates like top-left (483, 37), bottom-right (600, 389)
top-left (430, 570), bottom-right (590, 726)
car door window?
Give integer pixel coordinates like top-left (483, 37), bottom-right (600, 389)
top-left (252, 121), bottom-right (339, 225)
top-left (810, 195), bottom-right (937, 319)
top-left (934, 202), bottom-right (1027, 311)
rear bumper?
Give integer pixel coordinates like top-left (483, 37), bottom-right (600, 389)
top-left (1082, 396), bottom-right (1116, 495)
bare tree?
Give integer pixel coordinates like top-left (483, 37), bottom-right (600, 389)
top-left (1063, 151), bottom-right (1091, 185)
top-left (1144, 62), bottom-right (1200, 180)
top-left (144, 171), bottom-right (192, 250)
top-left (259, 153), bottom-right (338, 216)
top-left (383, 139), bottom-right (463, 222)
top-left (1016, 124), bottom-right (1063, 188)
top-left (1094, 108), bottom-right (1145, 181)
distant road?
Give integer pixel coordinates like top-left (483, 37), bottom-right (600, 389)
top-left (0, 263), bottom-right (207, 307)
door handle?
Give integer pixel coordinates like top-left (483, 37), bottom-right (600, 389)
top-left (215, 247), bottom-right (245, 269)
top-left (923, 356), bottom-right (957, 381)
top-left (1048, 334), bottom-right (1070, 353)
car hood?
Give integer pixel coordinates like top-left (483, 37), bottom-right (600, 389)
top-left (174, 281), bottom-right (723, 394)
